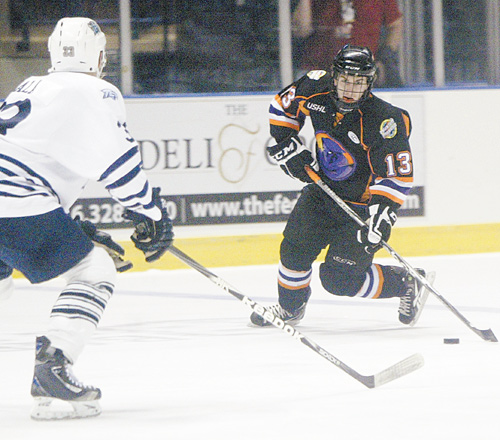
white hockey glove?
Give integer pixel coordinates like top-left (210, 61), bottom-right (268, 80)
top-left (76, 217), bottom-right (133, 272)
top-left (357, 202), bottom-right (397, 254)
top-left (267, 135), bottom-right (319, 183)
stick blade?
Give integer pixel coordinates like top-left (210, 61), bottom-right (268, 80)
top-left (477, 328), bottom-right (498, 342)
top-left (368, 353), bottom-right (425, 389)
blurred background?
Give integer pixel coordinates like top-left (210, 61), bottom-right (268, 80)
top-left (2, 1), bottom-right (499, 256)
top-left (1, 0), bottom-right (499, 97)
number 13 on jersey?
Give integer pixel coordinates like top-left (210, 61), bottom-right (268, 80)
top-left (385, 151), bottom-right (412, 177)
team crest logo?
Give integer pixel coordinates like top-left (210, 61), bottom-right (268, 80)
top-left (379, 118), bottom-right (398, 139)
top-left (101, 89), bottom-right (118, 100)
top-left (88, 21), bottom-right (101, 35)
top-left (316, 132), bottom-right (356, 181)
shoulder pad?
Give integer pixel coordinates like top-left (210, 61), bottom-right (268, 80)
top-left (362, 94), bottom-right (405, 116)
top-left (362, 95), bottom-right (412, 138)
top-left (294, 70), bottom-right (331, 97)
top-left (305, 70), bottom-right (329, 81)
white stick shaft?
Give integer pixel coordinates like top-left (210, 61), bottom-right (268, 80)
top-left (304, 166), bottom-right (497, 342)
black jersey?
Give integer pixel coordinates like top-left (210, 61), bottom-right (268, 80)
top-left (269, 70), bottom-right (413, 209)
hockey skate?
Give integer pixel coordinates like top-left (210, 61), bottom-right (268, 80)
top-left (31, 336), bottom-right (102, 421)
top-left (398, 269), bottom-right (435, 326)
top-left (250, 303), bottom-right (306, 327)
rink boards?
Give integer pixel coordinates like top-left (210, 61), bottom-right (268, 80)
top-left (121, 222), bottom-right (500, 271)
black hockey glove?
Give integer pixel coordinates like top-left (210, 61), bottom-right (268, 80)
top-left (357, 202), bottom-right (397, 254)
top-left (123, 187), bottom-right (174, 263)
top-left (267, 135), bottom-right (318, 183)
top-left (75, 217), bottom-right (133, 272)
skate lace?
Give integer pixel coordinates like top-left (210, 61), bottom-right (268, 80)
top-left (63, 365), bottom-right (96, 391)
top-left (268, 303), bottom-right (304, 320)
top-left (398, 292), bottom-right (412, 315)
top-left (267, 304), bottom-right (291, 319)
top-left (399, 274), bottom-right (418, 316)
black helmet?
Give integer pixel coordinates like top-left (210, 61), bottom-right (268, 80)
top-left (331, 45), bottom-right (377, 112)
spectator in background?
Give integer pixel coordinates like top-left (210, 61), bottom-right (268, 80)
top-left (9, 0), bottom-right (32, 52)
top-left (58, 0), bottom-right (84, 16)
top-left (134, 0), bottom-right (281, 94)
top-left (131, 0), bottom-right (160, 39)
top-left (9, 0), bottom-right (85, 52)
top-left (292, 0), bottom-right (404, 88)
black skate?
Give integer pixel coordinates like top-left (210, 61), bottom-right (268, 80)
top-left (398, 269), bottom-right (435, 326)
top-left (250, 303), bottom-right (306, 327)
top-left (31, 336), bottom-right (101, 420)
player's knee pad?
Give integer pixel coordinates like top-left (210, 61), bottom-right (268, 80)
top-left (61, 246), bottom-right (116, 287)
top-left (319, 261), bottom-right (365, 297)
top-left (280, 237), bottom-right (319, 271)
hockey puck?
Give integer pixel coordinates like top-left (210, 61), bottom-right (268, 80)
top-left (443, 338), bottom-right (460, 344)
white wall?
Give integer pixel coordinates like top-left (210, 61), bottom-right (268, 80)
top-left (381, 88), bottom-right (500, 227)
top-left (429, 88), bottom-right (500, 225)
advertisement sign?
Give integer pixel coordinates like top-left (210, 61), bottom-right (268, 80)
top-left (77, 93), bottom-right (425, 228)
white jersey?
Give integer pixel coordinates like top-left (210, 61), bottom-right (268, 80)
top-left (0, 72), bottom-right (161, 220)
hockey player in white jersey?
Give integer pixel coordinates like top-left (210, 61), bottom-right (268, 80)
top-left (0, 18), bottom-right (173, 420)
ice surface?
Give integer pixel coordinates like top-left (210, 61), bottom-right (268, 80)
top-left (0, 253), bottom-right (499, 439)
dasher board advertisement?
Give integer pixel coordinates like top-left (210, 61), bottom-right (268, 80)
top-left (77, 93), bottom-right (425, 227)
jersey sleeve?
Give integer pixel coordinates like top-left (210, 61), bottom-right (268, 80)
top-left (269, 70), bottom-right (330, 142)
top-left (47, 82), bottom-right (161, 221)
top-left (269, 85), bottom-right (304, 141)
top-left (98, 144), bottom-right (160, 221)
top-left (368, 108), bottom-right (413, 209)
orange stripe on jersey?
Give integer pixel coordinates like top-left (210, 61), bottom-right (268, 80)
top-left (372, 264), bottom-right (385, 299)
top-left (272, 96), bottom-right (299, 119)
top-left (370, 189), bottom-right (404, 206)
top-left (402, 113), bottom-right (411, 137)
top-left (296, 91), bottom-right (330, 101)
top-left (358, 113), bottom-right (370, 152)
top-left (274, 93), bottom-right (284, 107)
top-left (269, 119), bottom-right (300, 130)
top-left (278, 279), bottom-right (311, 290)
top-left (392, 176), bottom-right (414, 183)
top-left (298, 101), bottom-right (310, 116)
top-left (375, 176), bottom-right (414, 184)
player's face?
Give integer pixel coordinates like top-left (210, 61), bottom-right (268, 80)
top-left (334, 74), bottom-right (369, 104)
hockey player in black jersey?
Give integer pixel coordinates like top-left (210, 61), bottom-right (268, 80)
top-left (251, 45), bottom-right (431, 328)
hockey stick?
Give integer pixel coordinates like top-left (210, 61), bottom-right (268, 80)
top-left (304, 165), bottom-right (498, 343)
top-left (167, 245), bottom-right (424, 389)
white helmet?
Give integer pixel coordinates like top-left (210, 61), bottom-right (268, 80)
top-left (48, 17), bottom-right (107, 77)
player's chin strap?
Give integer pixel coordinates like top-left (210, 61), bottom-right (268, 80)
top-left (167, 244), bottom-right (424, 388)
top-left (304, 165), bottom-right (498, 343)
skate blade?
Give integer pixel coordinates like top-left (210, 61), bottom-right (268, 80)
top-left (31, 397), bottom-right (101, 421)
